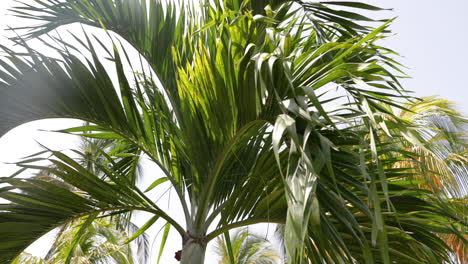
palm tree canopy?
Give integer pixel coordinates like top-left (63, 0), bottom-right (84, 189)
top-left (215, 229), bottom-right (280, 264)
top-left (0, 0), bottom-right (466, 263)
top-left (11, 137), bottom-right (149, 264)
top-left (40, 218), bottom-right (136, 264)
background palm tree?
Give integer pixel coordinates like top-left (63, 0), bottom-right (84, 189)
top-left (12, 136), bottom-right (149, 263)
top-left (274, 96), bottom-right (468, 262)
top-left (215, 228), bottom-right (280, 264)
top-left (0, 0), bottom-right (466, 263)
top-left (14, 218), bottom-right (137, 264)
top-left (47, 218), bottom-right (136, 264)
top-left (11, 253), bottom-right (45, 264)
top-left (395, 97), bottom-right (468, 263)
top-left (396, 97), bottom-right (467, 196)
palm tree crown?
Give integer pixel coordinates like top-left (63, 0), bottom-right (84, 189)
top-left (215, 229), bottom-right (280, 264)
top-left (0, 0), bottom-right (466, 263)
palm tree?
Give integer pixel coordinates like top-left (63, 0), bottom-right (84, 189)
top-left (214, 228), bottom-right (280, 264)
top-left (396, 97), bottom-right (467, 197)
top-left (274, 96), bottom-right (468, 262)
top-left (14, 218), bottom-right (136, 264)
top-left (0, 0), bottom-right (466, 263)
top-left (12, 137), bottom-right (148, 263)
top-left (11, 253), bottom-right (45, 264)
top-left (395, 97), bottom-right (468, 263)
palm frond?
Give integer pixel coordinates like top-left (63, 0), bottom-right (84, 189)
top-left (214, 228), bottom-right (280, 264)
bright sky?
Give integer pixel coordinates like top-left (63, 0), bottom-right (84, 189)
top-left (0, 0), bottom-right (467, 263)
top-left (366, 0), bottom-right (468, 115)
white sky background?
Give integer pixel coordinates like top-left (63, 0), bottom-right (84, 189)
top-left (366, 0), bottom-right (468, 114)
top-left (0, 0), bottom-right (467, 263)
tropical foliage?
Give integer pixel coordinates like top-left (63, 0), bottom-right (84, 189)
top-left (12, 137), bottom-right (149, 263)
top-left (215, 228), bottom-right (280, 264)
top-left (0, 0), bottom-right (466, 264)
top-left (396, 97), bottom-right (468, 263)
top-left (14, 218), bottom-right (137, 264)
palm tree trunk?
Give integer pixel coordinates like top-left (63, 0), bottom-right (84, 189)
top-left (180, 238), bottom-right (206, 264)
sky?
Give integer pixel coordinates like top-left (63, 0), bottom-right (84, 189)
top-left (0, 0), bottom-right (467, 263)
top-left (365, 0), bottom-right (468, 115)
